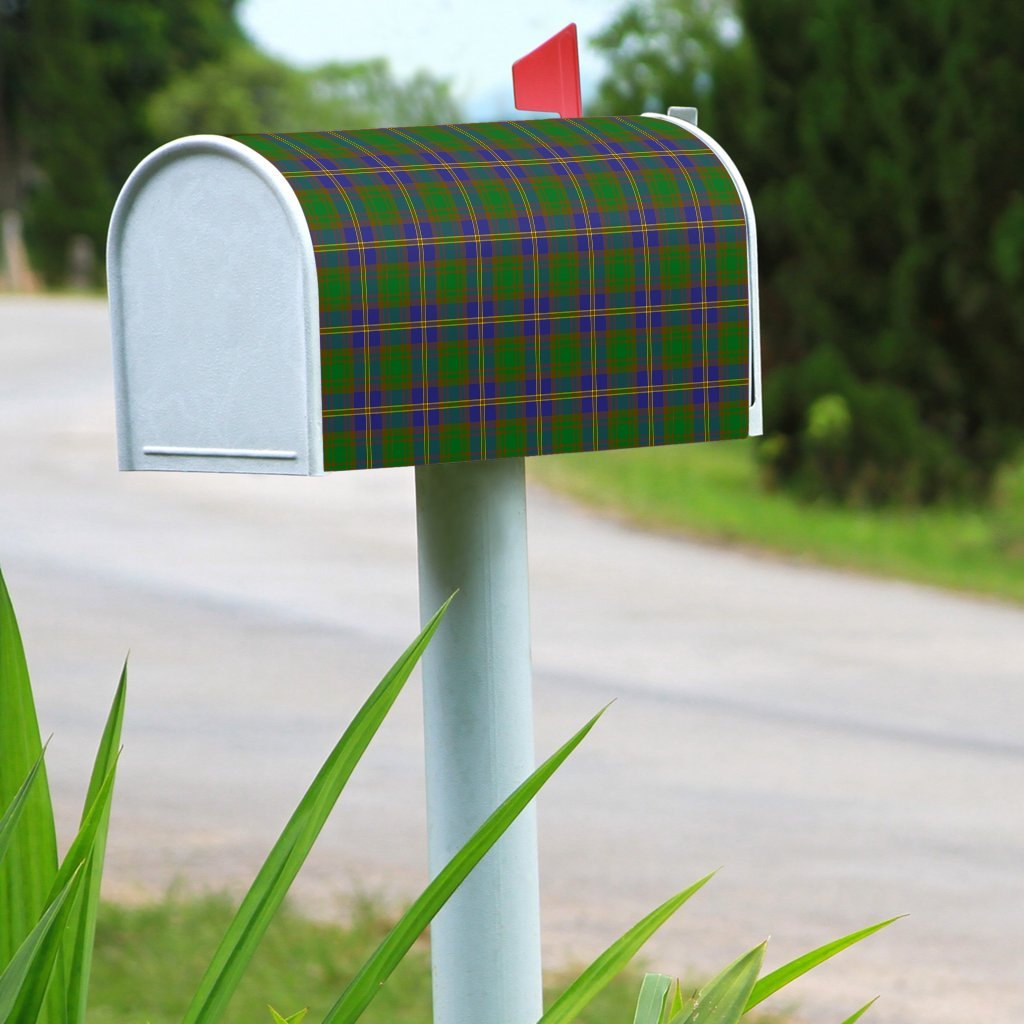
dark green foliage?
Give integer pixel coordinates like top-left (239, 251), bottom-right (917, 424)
top-left (0, 0), bottom-right (461, 287)
top-left (1, 0), bottom-right (113, 282)
top-left (1, 0), bottom-right (242, 284)
top-left (594, 0), bottom-right (1024, 503)
top-left (85, 895), bottom-right (647, 1024)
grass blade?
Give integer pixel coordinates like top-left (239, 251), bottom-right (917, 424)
top-left (0, 750), bottom-right (46, 870)
top-left (66, 663), bottom-right (127, 1024)
top-left (0, 868), bottom-right (84, 1024)
top-left (633, 973), bottom-right (671, 1024)
top-left (671, 943), bottom-right (765, 1024)
top-left (321, 708), bottom-right (606, 1024)
top-left (0, 568), bottom-right (59, 992)
top-left (840, 997), bottom-right (878, 1023)
top-left (539, 873), bottom-right (715, 1024)
top-left (745, 918), bottom-right (902, 1011)
top-left (182, 597), bottom-right (453, 1024)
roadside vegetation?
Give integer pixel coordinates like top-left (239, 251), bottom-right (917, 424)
top-left (594, 0), bottom-right (1024, 511)
top-left (532, 442), bottom-right (1024, 604)
top-left (2, 567), bottom-right (892, 1024)
top-left (87, 895), bottom-right (646, 1024)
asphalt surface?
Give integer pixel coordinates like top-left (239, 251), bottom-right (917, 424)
top-left (1, 296), bottom-right (1022, 1022)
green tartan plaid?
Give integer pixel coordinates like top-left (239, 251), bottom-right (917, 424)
top-left (236, 115), bottom-right (753, 471)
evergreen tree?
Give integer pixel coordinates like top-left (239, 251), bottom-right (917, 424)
top-left (1, 0), bottom-right (242, 284)
top-left (595, 0), bottom-right (1024, 503)
top-left (1, 1), bottom-right (463, 287)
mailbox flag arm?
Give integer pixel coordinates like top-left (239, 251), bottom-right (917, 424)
top-left (512, 23), bottom-right (582, 118)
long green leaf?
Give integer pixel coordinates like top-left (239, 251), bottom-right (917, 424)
top-left (0, 868), bottom-right (84, 1024)
top-left (50, 763), bottom-right (119, 905)
top-left (539, 873), bottom-right (714, 1024)
top-left (66, 663), bottom-right (127, 1024)
top-left (840, 998), bottom-right (878, 1024)
top-left (0, 567), bottom-right (59, 1010)
top-left (670, 943), bottom-right (765, 1024)
top-left (0, 750), bottom-right (46, 870)
top-left (321, 708), bottom-right (607, 1024)
top-left (12, 762), bottom-right (119, 1022)
top-left (633, 974), bottom-right (671, 1024)
top-left (745, 918), bottom-right (901, 1012)
top-left (183, 597), bottom-right (454, 1024)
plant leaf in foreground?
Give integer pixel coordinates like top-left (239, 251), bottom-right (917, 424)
top-left (66, 663), bottom-right (127, 1024)
top-left (182, 596), bottom-right (453, 1024)
top-left (666, 980), bottom-right (685, 1020)
top-left (0, 751), bottom-right (46, 870)
top-left (669, 942), bottom-right (765, 1024)
top-left (539, 872), bottom-right (714, 1024)
top-left (745, 918), bottom-right (902, 1012)
top-left (0, 868), bottom-right (84, 1024)
top-left (632, 973), bottom-right (671, 1024)
top-left (269, 1008), bottom-right (308, 1024)
top-left (12, 762), bottom-right (118, 1023)
top-left (839, 997), bottom-right (878, 1024)
top-left (320, 708), bottom-right (606, 1024)
top-left (0, 567), bottom-right (59, 1007)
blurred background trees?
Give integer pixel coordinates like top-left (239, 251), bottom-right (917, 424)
top-left (146, 51), bottom-right (462, 144)
top-left (1, 0), bottom-right (244, 283)
top-left (1, 0), bottom-right (1021, 509)
top-left (595, 0), bottom-right (1024, 505)
top-left (0, 0), bottom-right (462, 286)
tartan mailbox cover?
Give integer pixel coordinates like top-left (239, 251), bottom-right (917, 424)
top-left (108, 113), bottom-right (760, 476)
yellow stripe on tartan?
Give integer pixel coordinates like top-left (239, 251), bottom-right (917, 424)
top-left (325, 130), bottom-right (434, 466)
top-left (240, 115), bottom-right (753, 469)
top-left (320, 298), bottom-right (749, 335)
top-left (448, 123), bottom-right (546, 455)
top-left (619, 118), bottom-right (713, 440)
top-left (389, 127), bottom-right (489, 459)
top-left (511, 122), bottom-right (600, 451)
top-left (279, 147), bottom-right (715, 179)
top-left (268, 133), bottom-right (375, 468)
top-left (322, 377), bottom-right (751, 418)
top-left (572, 120), bottom-right (656, 445)
top-left (311, 218), bottom-right (747, 253)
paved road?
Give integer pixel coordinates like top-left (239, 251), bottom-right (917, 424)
top-left (1, 297), bottom-right (1022, 1023)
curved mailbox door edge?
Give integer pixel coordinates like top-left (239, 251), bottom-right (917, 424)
top-left (643, 112), bottom-right (763, 437)
top-left (107, 135), bottom-right (324, 475)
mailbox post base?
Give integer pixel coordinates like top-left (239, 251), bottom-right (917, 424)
top-left (415, 457), bottom-right (542, 1024)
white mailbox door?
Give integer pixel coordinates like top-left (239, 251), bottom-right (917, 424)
top-left (108, 136), bottom-right (323, 475)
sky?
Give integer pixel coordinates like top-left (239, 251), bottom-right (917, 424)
top-left (239, 0), bottom-right (626, 119)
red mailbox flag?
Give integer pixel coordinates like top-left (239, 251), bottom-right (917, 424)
top-left (512, 24), bottom-right (582, 118)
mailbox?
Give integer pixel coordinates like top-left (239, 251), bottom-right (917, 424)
top-left (106, 40), bottom-right (767, 1024)
top-left (108, 112), bottom-right (760, 475)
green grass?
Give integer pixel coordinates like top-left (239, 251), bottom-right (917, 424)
top-left (85, 895), bottom-right (647, 1024)
top-left (530, 441), bottom-right (1024, 604)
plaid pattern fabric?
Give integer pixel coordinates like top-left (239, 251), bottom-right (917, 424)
top-left (237, 116), bottom-right (752, 471)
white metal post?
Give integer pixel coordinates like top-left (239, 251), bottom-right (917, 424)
top-left (415, 457), bottom-right (543, 1024)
